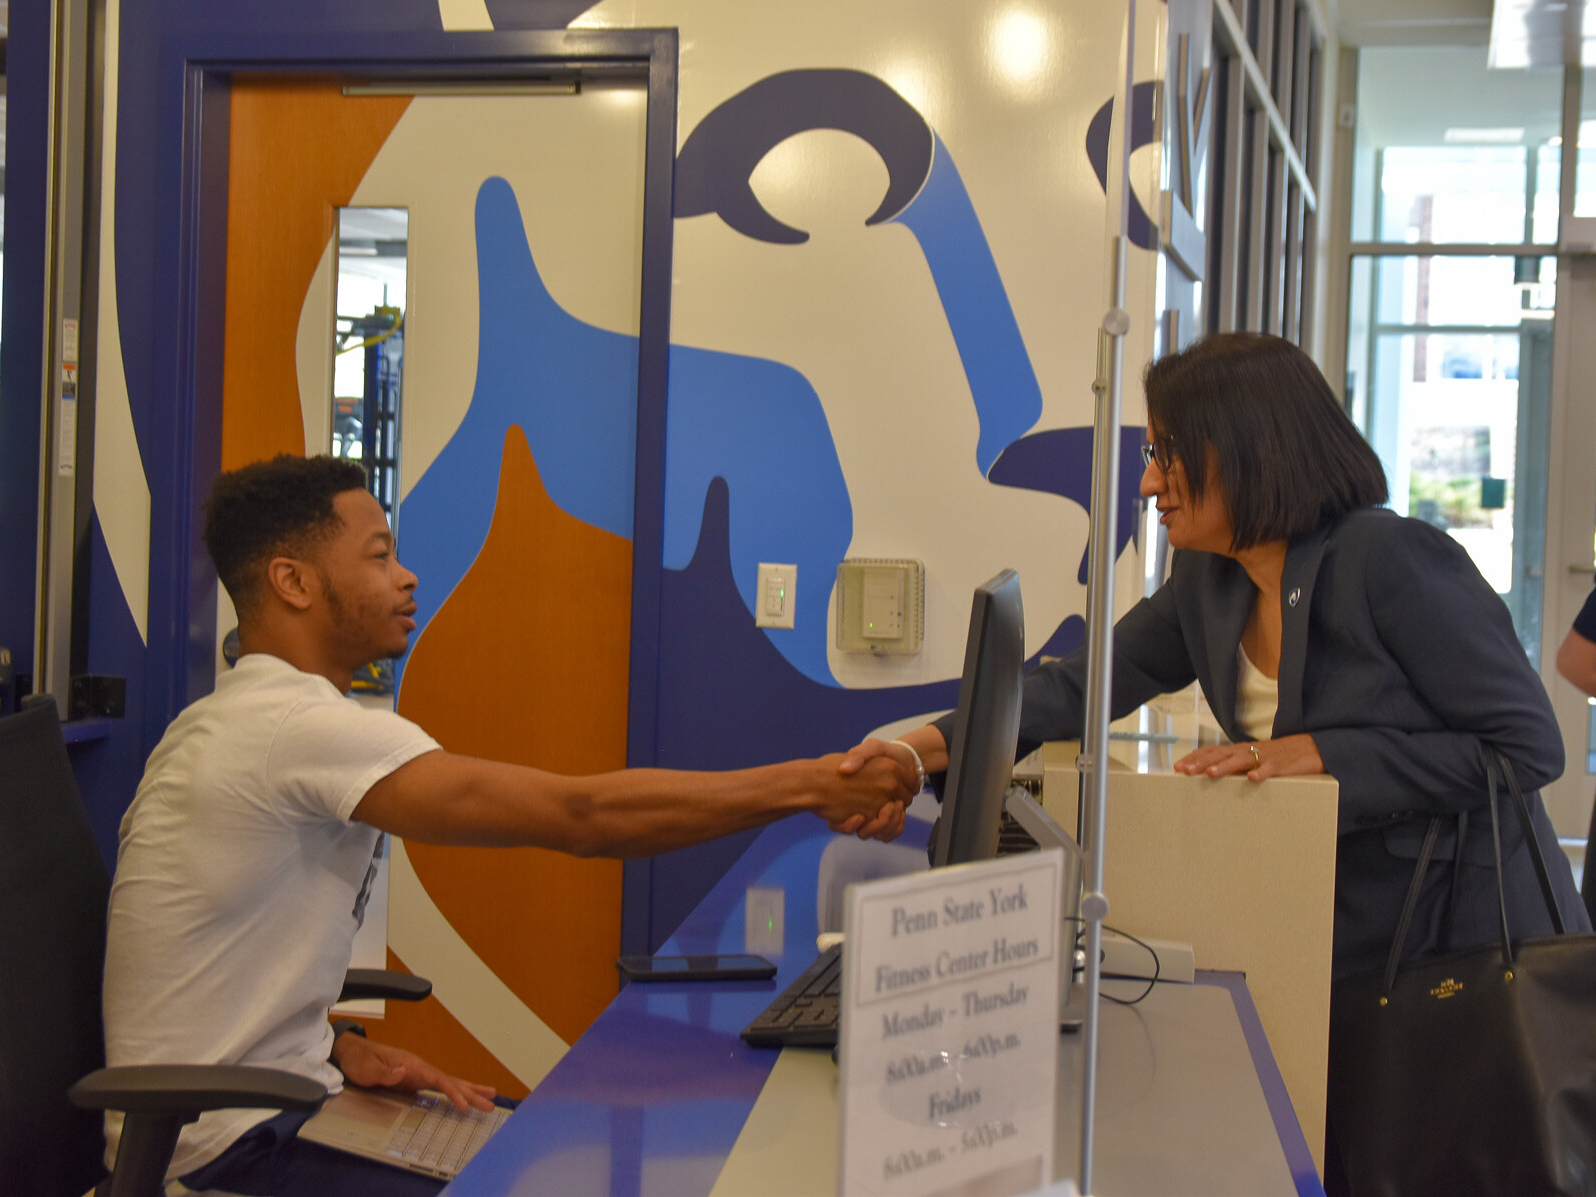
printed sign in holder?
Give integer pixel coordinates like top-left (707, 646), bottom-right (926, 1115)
top-left (838, 851), bottom-right (1063, 1197)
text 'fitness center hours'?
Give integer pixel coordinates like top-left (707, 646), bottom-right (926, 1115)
top-left (876, 881), bottom-right (1040, 995)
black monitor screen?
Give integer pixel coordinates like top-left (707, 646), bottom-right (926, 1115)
top-left (933, 569), bottom-right (1024, 867)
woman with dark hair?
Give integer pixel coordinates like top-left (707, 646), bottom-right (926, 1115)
top-left (843, 330), bottom-right (1586, 1187)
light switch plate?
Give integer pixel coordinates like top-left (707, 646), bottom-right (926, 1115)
top-left (755, 563), bottom-right (797, 629)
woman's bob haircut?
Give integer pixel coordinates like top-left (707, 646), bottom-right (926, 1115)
top-left (1144, 332), bottom-right (1388, 550)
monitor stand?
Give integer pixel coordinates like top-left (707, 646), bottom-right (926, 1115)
top-left (1002, 788), bottom-right (1194, 1033)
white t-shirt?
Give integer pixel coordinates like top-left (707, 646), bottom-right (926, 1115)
top-left (102, 652), bottom-right (440, 1177)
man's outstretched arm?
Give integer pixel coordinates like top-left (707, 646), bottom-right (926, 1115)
top-left (352, 751), bottom-right (913, 856)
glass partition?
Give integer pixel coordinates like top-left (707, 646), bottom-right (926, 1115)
top-left (1574, 68), bottom-right (1596, 219)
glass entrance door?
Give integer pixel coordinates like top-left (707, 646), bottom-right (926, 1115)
top-left (1346, 252), bottom-right (1555, 662)
top-left (1343, 45), bottom-right (1596, 836)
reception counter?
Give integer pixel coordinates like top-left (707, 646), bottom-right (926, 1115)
top-left (442, 801), bottom-right (1325, 1196)
top-left (1038, 739), bottom-right (1339, 1169)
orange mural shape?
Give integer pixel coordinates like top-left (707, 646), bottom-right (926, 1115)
top-left (398, 426), bottom-right (633, 1051)
top-left (221, 80), bottom-right (411, 468)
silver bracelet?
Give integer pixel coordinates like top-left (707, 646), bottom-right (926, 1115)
top-left (890, 739), bottom-right (928, 793)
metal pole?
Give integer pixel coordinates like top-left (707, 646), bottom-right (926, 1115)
top-left (1078, 1), bottom-right (1137, 1191)
top-left (36, 0), bottom-right (94, 717)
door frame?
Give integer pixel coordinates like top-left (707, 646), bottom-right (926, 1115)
top-left (1542, 251), bottom-right (1596, 833)
top-left (1538, 64), bottom-right (1596, 836)
top-left (149, 30), bottom-right (679, 946)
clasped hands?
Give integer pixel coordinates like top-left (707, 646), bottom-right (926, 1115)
top-left (822, 734), bottom-right (946, 843)
top-left (818, 747), bottom-right (917, 842)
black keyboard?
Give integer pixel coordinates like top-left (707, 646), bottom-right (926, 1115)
top-left (740, 943), bottom-right (843, 1048)
top-left (995, 808), bottom-right (1042, 856)
top-left (742, 811), bottom-right (1044, 1050)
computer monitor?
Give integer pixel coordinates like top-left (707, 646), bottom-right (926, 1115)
top-left (933, 569), bottom-right (1026, 867)
top-left (929, 571), bottom-right (1084, 1026)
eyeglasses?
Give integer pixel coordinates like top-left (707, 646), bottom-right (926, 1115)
top-left (1140, 435), bottom-right (1178, 472)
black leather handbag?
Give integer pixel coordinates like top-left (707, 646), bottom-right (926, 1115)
top-left (1327, 749), bottom-right (1596, 1197)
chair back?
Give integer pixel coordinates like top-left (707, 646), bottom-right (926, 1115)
top-left (0, 697), bottom-right (112, 1196)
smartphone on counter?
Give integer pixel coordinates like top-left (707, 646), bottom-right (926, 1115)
top-left (615, 954), bottom-right (777, 982)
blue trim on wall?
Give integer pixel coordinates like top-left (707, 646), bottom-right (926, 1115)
top-left (69, 512), bottom-right (151, 871)
top-left (0, 0), bottom-right (51, 682)
top-left (620, 29), bottom-right (681, 957)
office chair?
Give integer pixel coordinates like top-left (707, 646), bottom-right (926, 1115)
top-left (0, 696), bottom-right (432, 1197)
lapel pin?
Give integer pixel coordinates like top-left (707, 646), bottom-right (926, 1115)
top-left (1288, 587), bottom-right (1301, 607)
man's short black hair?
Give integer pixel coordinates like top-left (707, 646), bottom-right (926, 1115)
top-left (1144, 332), bottom-right (1388, 550)
top-left (203, 455), bottom-right (369, 614)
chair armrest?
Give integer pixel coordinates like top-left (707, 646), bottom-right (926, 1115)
top-left (340, 967), bottom-right (432, 1002)
top-left (68, 1064), bottom-right (326, 1115)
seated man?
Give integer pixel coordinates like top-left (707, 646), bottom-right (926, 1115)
top-left (103, 455), bottom-right (913, 1195)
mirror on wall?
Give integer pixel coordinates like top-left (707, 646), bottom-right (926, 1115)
top-left (332, 206), bottom-right (408, 699)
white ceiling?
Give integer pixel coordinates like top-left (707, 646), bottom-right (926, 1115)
top-left (1488, 0), bottom-right (1596, 67)
top-left (1357, 44), bottom-right (1562, 148)
top-left (1337, 0), bottom-right (1493, 46)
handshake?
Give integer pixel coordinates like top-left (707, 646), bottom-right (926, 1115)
top-left (811, 726), bottom-right (951, 844)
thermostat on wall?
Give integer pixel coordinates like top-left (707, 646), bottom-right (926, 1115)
top-left (834, 559), bottom-right (923, 656)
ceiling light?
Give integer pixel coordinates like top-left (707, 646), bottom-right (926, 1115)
top-left (1442, 127), bottom-right (1525, 144)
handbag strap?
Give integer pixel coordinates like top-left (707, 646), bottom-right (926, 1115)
top-left (1439, 809), bottom-right (1468, 954)
top-left (1488, 748), bottom-right (1567, 935)
top-left (1484, 755), bottom-right (1515, 966)
top-left (1382, 816), bottom-right (1444, 997)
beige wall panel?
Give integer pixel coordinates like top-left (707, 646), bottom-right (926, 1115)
top-left (294, 237), bottom-right (336, 457)
top-left (90, 0), bottom-right (152, 644)
top-left (436, 0), bottom-right (493, 30)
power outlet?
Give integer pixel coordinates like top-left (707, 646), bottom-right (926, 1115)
top-left (755, 563), bottom-right (797, 629)
top-left (745, 886), bottom-right (785, 955)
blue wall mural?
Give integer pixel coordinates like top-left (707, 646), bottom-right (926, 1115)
top-left (1, 0), bottom-right (1150, 942)
top-left (1086, 79), bottom-right (1162, 253)
top-left (674, 69), bottom-right (932, 244)
top-left (403, 85), bottom-right (1144, 696)
top-left (398, 177), bottom-right (641, 664)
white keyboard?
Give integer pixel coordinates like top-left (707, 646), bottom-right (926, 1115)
top-left (383, 1092), bottom-right (510, 1177)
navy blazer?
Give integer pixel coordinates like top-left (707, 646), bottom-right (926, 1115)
top-left (978, 507), bottom-right (1588, 978)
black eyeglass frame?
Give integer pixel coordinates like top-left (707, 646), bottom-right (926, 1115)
top-left (1139, 435), bottom-right (1177, 472)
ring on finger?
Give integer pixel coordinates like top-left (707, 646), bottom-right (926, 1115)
top-left (1247, 744), bottom-right (1262, 767)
